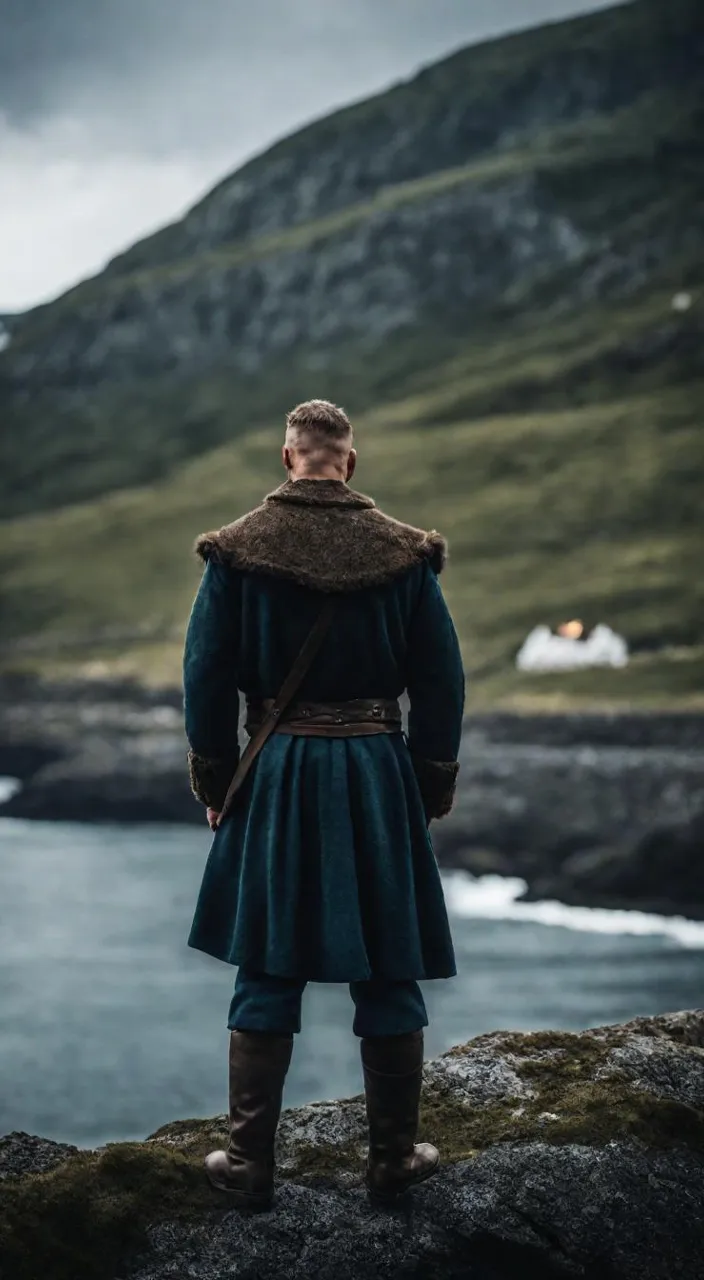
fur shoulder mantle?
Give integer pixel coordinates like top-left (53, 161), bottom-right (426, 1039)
top-left (195, 479), bottom-right (447, 593)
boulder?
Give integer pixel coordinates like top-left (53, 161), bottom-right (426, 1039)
top-left (1, 1010), bottom-right (702, 1280)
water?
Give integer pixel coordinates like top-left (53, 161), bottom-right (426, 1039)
top-left (1, 805), bottom-right (703, 1149)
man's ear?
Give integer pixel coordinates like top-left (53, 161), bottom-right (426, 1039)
top-left (346, 449), bottom-right (357, 482)
top-left (282, 445), bottom-right (292, 472)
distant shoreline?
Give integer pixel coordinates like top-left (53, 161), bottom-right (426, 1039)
top-left (1, 674), bottom-right (703, 921)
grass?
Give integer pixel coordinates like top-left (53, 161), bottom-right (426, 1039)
top-left (1, 64), bottom-right (701, 520)
top-left (0, 342), bottom-right (702, 704)
top-left (1, 276), bottom-right (702, 683)
top-left (0, 1), bottom-right (701, 708)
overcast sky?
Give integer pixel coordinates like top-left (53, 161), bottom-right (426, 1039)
top-left (0, 0), bottom-right (619, 312)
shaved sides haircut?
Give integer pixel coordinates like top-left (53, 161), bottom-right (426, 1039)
top-left (285, 399), bottom-right (353, 466)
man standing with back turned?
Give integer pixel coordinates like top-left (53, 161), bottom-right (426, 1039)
top-left (184, 399), bottom-right (465, 1210)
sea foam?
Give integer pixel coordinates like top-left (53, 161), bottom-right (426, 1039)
top-left (443, 871), bottom-right (704, 949)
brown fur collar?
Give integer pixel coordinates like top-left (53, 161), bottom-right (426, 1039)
top-left (195, 479), bottom-right (447, 592)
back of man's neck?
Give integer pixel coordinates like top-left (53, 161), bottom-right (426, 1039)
top-left (290, 473), bottom-right (346, 483)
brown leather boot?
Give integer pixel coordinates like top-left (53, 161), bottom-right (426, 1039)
top-left (361, 1030), bottom-right (439, 1203)
top-left (204, 1029), bottom-right (293, 1209)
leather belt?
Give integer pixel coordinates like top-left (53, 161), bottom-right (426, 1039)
top-left (245, 697), bottom-right (402, 738)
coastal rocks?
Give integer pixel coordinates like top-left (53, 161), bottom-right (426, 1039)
top-left (432, 715), bottom-right (704, 918)
top-left (515, 812), bottom-right (704, 918)
top-left (0, 678), bottom-right (196, 825)
top-left (1, 1011), bottom-right (702, 1279)
top-left (1, 678), bottom-right (703, 916)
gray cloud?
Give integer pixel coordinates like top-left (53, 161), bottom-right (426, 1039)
top-left (1, 0), bottom-right (621, 151)
top-left (0, 0), bottom-right (619, 309)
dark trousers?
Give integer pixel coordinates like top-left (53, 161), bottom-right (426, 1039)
top-left (228, 968), bottom-right (428, 1037)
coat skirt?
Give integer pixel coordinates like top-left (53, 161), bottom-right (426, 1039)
top-left (188, 730), bottom-right (457, 982)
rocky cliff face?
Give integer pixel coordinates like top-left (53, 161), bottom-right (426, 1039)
top-left (99, 0), bottom-right (702, 275)
top-left (0, 0), bottom-right (701, 695)
top-left (1, 1), bottom-right (701, 484)
top-left (1, 1010), bottom-right (702, 1279)
top-left (5, 175), bottom-right (597, 386)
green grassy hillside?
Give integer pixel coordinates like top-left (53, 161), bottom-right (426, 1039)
top-left (0, 3), bottom-right (701, 519)
top-left (0, 0), bottom-right (702, 707)
top-left (1, 281), bottom-right (701, 707)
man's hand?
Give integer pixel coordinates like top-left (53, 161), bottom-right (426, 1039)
top-left (207, 808), bottom-right (220, 831)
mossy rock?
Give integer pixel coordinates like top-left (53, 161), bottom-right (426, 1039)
top-left (1, 1011), bottom-right (702, 1280)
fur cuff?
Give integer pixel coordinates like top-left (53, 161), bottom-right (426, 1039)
top-left (187, 750), bottom-right (240, 810)
top-left (410, 753), bottom-right (460, 820)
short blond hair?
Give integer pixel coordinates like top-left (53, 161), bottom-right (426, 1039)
top-left (285, 399), bottom-right (353, 446)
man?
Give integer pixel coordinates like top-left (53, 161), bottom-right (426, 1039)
top-left (184, 399), bottom-right (465, 1210)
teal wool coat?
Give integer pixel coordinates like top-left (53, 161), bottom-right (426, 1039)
top-left (184, 478), bottom-right (465, 983)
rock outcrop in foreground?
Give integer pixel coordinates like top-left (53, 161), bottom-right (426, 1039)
top-left (1, 1011), bottom-right (702, 1280)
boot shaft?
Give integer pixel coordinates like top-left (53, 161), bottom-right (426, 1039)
top-left (361, 1030), bottom-right (439, 1199)
top-left (361, 1031), bottom-right (424, 1158)
top-left (227, 1030), bottom-right (294, 1159)
top-left (205, 1029), bottom-right (293, 1203)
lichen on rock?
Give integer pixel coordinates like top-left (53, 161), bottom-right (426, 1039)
top-left (0, 1011), bottom-right (702, 1280)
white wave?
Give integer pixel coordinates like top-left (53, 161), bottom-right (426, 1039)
top-left (443, 871), bottom-right (704, 949)
top-left (0, 776), bottom-right (21, 804)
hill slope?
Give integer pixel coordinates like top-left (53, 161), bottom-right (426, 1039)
top-left (0, 0), bottom-right (702, 706)
top-left (0, 0), bottom-right (701, 516)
